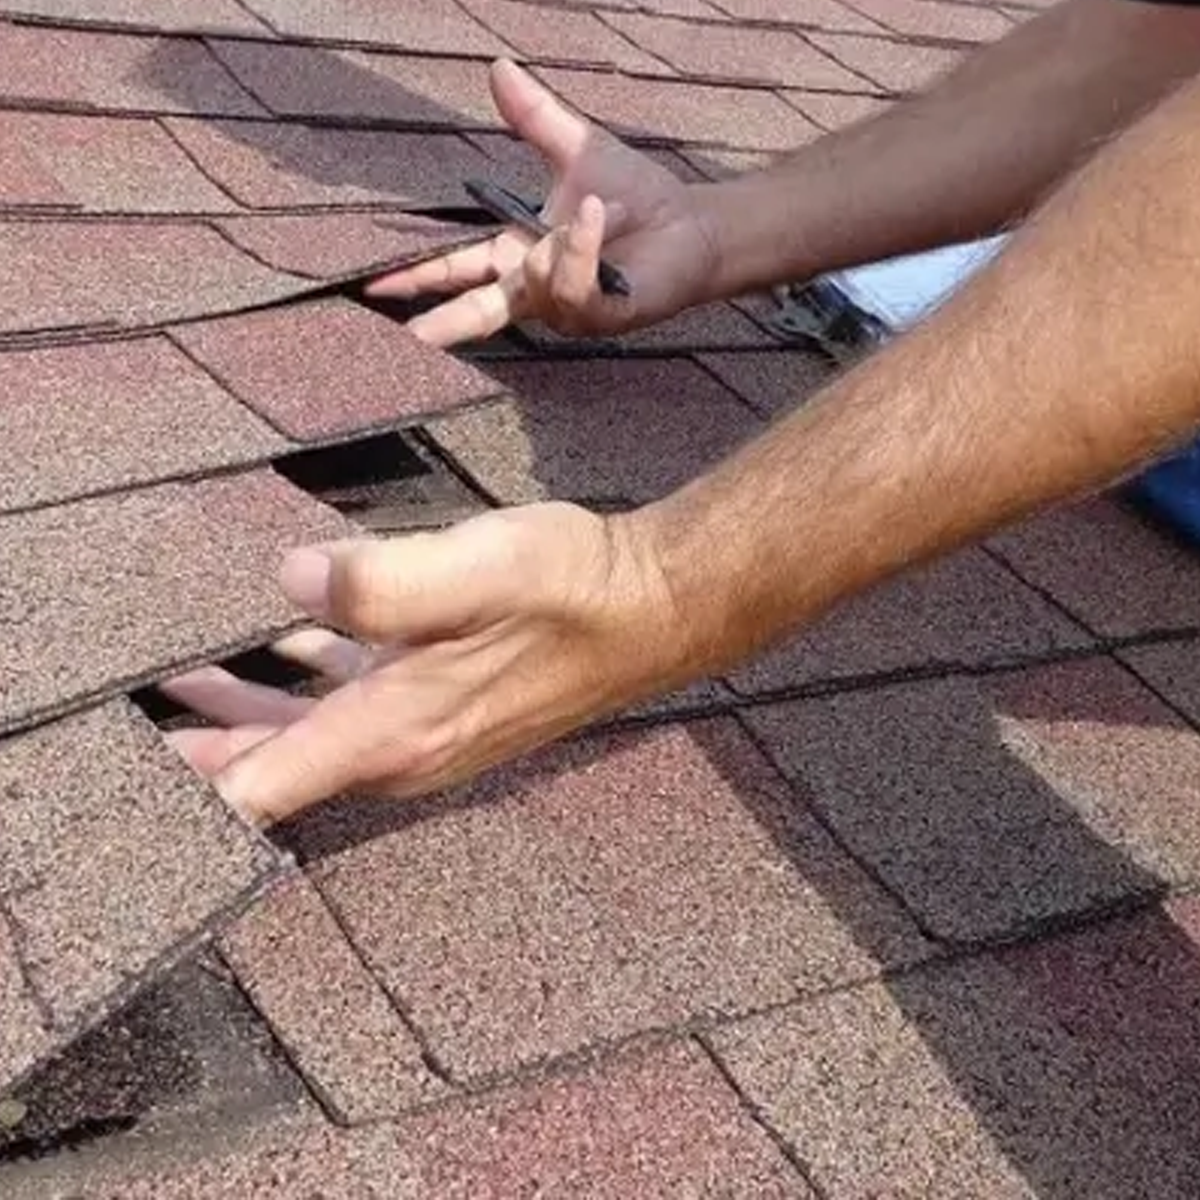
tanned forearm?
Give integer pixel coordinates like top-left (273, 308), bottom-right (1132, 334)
top-left (634, 72), bottom-right (1200, 678)
top-left (694, 0), bottom-right (1200, 300)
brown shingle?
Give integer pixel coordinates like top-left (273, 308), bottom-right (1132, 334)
top-left (0, 470), bottom-right (351, 733)
top-left (308, 720), bottom-right (927, 1079)
top-left (846, 0), bottom-right (1013, 42)
top-left (533, 65), bottom-right (820, 148)
top-left (0, 699), bottom-right (284, 1091)
top-left (698, 348), bottom-right (834, 416)
top-left (808, 29), bottom-right (964, 90)
top-left (1119, 638), bottom-right (1200, 724)
top-left (0, 0), bottom-right (271, 33)
top-left (0, 913), bottom-right (53, 1093)
top-left (605, 11), bottom-right (868, 88)
top-left (745, 659), bottom-right (1195, 943)
top-left (171, 298), bottom-right (506, 442)
top-left (0, 26), bottom-right (266, 116)
top-left (783, 86), bottom-right (892, 128)
top-left (219, 874), bottom-right (450, 1122)
top-left (0, 335), bottom-right (285, 513)
top-left (709, 0), bottom-right (883, 32)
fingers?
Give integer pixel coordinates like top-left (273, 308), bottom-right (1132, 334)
top-left (406, 269), bottom-right (528, 348)
top-left (168, 724), bottom-right (278, 786)
top-left (364, 238), bottom-right (503, 300)
top-left (159, 666), bottom-right (313, 727)
top-left (490, 59), bottom-right (589, 174)
top-left (272, 628), bottom-right (372, 684)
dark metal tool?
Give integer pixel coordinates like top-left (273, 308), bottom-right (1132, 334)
top-left (464, 178), bottom-right (632, 298)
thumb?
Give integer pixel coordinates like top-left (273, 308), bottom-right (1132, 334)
top-left (489, 58), bottom-right (589, 174)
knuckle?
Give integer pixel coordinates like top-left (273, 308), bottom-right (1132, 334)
top-left (332, 546), bottom-right (403, 638)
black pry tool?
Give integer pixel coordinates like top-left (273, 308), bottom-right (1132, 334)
top-left (464, 178), bottom-right (632, 298)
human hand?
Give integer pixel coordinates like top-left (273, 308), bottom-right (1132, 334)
top-left (366, 59), bottom-right (723, 346)
top-left (163, 503), bottom-right (684, 826)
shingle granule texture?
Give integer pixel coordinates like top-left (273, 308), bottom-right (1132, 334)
top-left (13, 1042), bottom-right (813, 1197)
top-left (171, 299), bottom-right (506, 442)
top-left (163, 118), bottom-right (491, 209)
top-left (0, 470), bottom-right (352, 733)
top-left (698, 348), bottom-right (834, 417)
top-left (307, 720), bottom-right (928, 1079)
top-left (0, 0), bottom-right (272, 33)
top-left (0, 913), bottom-right (54, 1092)
top-left (712, 0), bottom-right (882, 32)
top-left (219, 874), bottom-right (451, 1123)
top-left (745, 658), bottom-right (1200, 943)
top-left (0, 698), bottom-right (284, 1093)
top-left (0, 336), bottom-right (286, 513)
top-left (1119, 637), bottom-right (1200, 724)
top-left (808, 29), bottom-right (964, 90)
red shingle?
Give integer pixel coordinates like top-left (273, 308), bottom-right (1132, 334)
top-left (534, 65), bottom-right (819, 147)
top-left (0, 0), bottom-right (271, 33)
top-left (209, 40), bottom-right (502, 127)
top-left (745, 658), bottom-right (1194, 944)
top-left (0, 698), bottom-right (283, 1092)
top-left (708, 0), bottom-right (884, 32)
top-left (0, 335), bottom-right (285, 513)
top-left (426, 356), bottom-right (763, 505)
top-left (0, 26), bottom-right (266, 116)
top-left (0, 112), bottom-right (234, 213)
top-left (989, 498), bottom-right (1200, 638)
top-left (171, 298), bottom-right (505, 442)
top-left (220, 874), bottom-right (449, 1122)
top-left (808, 29), bottom-right (964, 90)
top-left (847, 0), bottom-right (1013, 40)
top-left (0, 219), bottom-right (304, 336)
top-left (239, 0), bottom-right (511, 54)
top-left (0, 470), bottom-right (352, 733)
top-left (29, 1042), bottom-right (811, 1197)
top-left (462, 0), bottom-right (667, 69)
top-left (165, 118), bottom-right (489, 209)
top-left (605, 10), bottom-right (868, 88)
top-left (783, 86), bottom-right (892, 127)
top-left (309, 721), bottom-right (926, 1079)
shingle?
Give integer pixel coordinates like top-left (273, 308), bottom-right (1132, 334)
top-left (0, 0), bottom-right (271, 33)
top-left (425, 357), bottom-right (763, 505)
top-left (745, 659), bottom-right (1196, 944)
top-left (0, 470), bottom-right (352, 732)
top-left (783, 86), bottom-right (892, 128)
top-left (847, 0), bottom-right (1013, 41)
top-left (0, 26), bottom-right (266, 116)
top-left (698, 348), bottom-right (834, 416)
top-left (10, 1042), bottom-right (810, 1197)
top-left (171, 298), bottom-right (506, 442)
top-left (461, 0), bottom-right (665, 69)
top-left (207, 41), bottom-right (502, 127)
top-left (679, 145), bottom-right (778, 177)
top-left (729, 547), bottom-right (1090, 695)
top-left (988, 498), bottom-right (1200, 638)
top-left (165, 118), bottom-right (490, 209)
top-left (219, 874), bottom-right (449, 1122)
top-left (0, 335), bottom-right (286, 514)
top-left (1119, 638), bottom-right (1200, 725)
top-left (808, 30), bottom-right (964, 90)
top-left (0, 699), bottom-right (284, 1092)
top-left (308, 720), bottom-right (927, 1079)
top-left (217, 213), bottom-right (482, 280)
top-left (238, 0), bottom-right (510, 54)
top-left (0, 112), bottom-right (234, 213)
top-left (604, 11), bottom-right (868, 88)
top-left (0, 219), bottom-right (306, 337)
top-left (520, 300), bottom-right (774, 351)
top-left (0, 912), bottom-right (52, 1092)
top-left (707, 0), bottom-right (884, 32)
top-left (534, 65), bottom-right (820, 148)
top-left (0, 122), bottom-right (74, 209)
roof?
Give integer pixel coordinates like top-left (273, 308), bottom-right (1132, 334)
top-left (5, 0), bottom-right (1200, 1195)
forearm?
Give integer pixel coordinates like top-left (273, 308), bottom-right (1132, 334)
top-left (637, 72), bottom-right (1200, 677)
top-left (695, 0), bottom-right (1200, 300)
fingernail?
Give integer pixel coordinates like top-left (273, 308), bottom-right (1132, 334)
top-left (280, 548), bottom-right (333, 619)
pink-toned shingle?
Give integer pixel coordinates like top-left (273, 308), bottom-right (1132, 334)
top-left (989, 498), bottom-right (1200, 637)
top-left (0, 335), bottom-right (285, 513)
top-left (729, 547), bottom-right (1088, 694)
top-left (746, 658), bottom-right (1196, 943)
top-left (0, 470), bottom-right (351, 732)
top-left (698, 348), bottom-right (834, 416)
top-left (172, 298), bottom-right (505, 442)
top-left (809, 28), bottom-right (963, 90)
top-left (462, 0), bottom-right (666, 69)
top-left (845, 0), bottom-right (1013, 41)
top-left (0, 112), bottom-right (234, 212)
top-left (19, 1042), bottom-right (811, 1197)
top-left (605, 10), bottom-right (868, 88)
top-left (426, 356), bottom-right (764, 504)
top-left (239, 0), bottom-right (510, 54)
top-left (1119, 638), bottom-right (1200, 725)
top-left (209, 40), bottom-right (502, 127)
top-left (534, 65), bottom-right (819, 147)
top-left (0, 698), bottom-right (283, 1092)
top-left (0, 0), bottom-right (271, 33)
top-left (310, 720), bottom-right (927, 1079)
top-left (0, 219), bottom-right (304, 335)
top-left (0, 26), bottom-right (265, 116)
top-left (220, 874), bottom-right (450, 1122)
top-left (165, 118), bottom-right (489, 209)
top-left (0, 121), bottom-right (74, 209)
top-left (783, 86), bottom-right (892, 127)
top-left (710, 0), bottom-right (883, 31)
top-left (0, 912), bottom-right (53, 1092)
